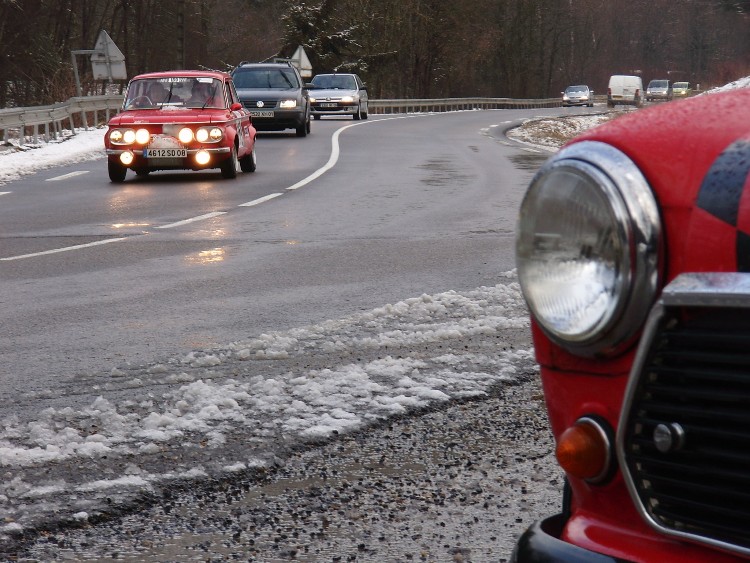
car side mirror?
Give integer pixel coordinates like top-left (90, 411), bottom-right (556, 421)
top-left (230, 102), bottom-right (242, 111)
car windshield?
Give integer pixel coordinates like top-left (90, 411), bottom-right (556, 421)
top-left (649, 80), bottom-right (669, 88)
top-left (565, 86), bottom-right (588, 94)
top-left (311, 74), bottom-right (357, 90)
top-left (233, 68), bottom-right (299, 89)
top-left (123, 77), bottom-right (224, 110)
top-left (674, 82), bottom-right (688, 88)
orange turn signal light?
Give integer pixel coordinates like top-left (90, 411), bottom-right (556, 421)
top-left (555, 417), bottom-right (611, 483)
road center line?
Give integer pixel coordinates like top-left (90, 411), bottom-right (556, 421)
top-left (239, 193), bottom-right (283, 207)
top-left (286, 116), bottom-right (410, 191)
top-left (46, 170), bottom-right (89, 181)
top-left (155, 211), bottom-right (227, 229)
top-left (0, 191), bottom-right (10, 196)
top-left (0, 237), bottom-right (129, 261)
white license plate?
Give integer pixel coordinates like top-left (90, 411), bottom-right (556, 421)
top-left (145, 148), bottom-right (187, 158)
top-left (250, 111), bottom-right (274, 118)
top-left (320, 103), bottom-right (337, 108)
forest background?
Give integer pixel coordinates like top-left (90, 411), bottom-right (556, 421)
top-left (1, 0), bottom-right (749, 108)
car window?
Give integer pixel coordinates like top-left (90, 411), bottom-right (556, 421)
top-left (233, 68), bottom-right (300, 89)
top-left (565, 86), bottom-right (588, 93)
top-left (312, 75), bottom-right (357, 89)
top-left (124, 77), bottom-right (224, 109)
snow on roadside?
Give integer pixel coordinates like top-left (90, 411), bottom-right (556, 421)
top-left (506, 112), bottom-right (622, 151)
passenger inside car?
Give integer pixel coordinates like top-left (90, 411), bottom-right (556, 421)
top-left (188, 80), bottom-right (218, 107)
top-left (147, 82), bottom-right (169, 104)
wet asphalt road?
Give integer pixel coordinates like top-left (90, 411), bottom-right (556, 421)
top-left (2, 108), bottom-right (578, 561)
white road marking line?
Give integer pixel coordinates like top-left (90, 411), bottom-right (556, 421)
top-left (239, 193), bottom-right (283, 207)
top-left (46, 171), bottom-right (89, 181)
top-left (286, 116), bottom-right (410, 191)
top-left (0, 237), bottom-right (128, 261)
top-left (0, 192), bottom-right (10, 196)
top-left (155, 211), bottom-right (226, 229)
top-left (520, 147), bottom-right (541, 153)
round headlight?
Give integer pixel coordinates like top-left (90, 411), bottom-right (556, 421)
top-left (122, 129), bottom-right (136, 144)
top-left (516, 141), bottom-right (661, 356)
top-left (135, 128), bottom-right (151, 145)
top-left (178, 128), bottom-right (194, 144)
top-left (209, 128), bottom-right (222, 141)
top-left (109, 130), bottom-right (123, 143)
top-left (195, 128), bottom-right (209, 142)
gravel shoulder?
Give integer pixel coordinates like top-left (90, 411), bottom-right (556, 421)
top-left (23, 377), bottom-right (562, 562)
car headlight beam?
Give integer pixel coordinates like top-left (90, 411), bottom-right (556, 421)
top-left (135, 128), bottom-right (151, 145)
top-left (178, 127), bottom-right (194, 144)
top-left (516, 141), bottom-right (661, 357)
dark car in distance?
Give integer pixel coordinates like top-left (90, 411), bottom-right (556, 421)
top-left (231, 61), bottom-right (311, 137)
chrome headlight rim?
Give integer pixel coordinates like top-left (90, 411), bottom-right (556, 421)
top-left (516, 140), bottom-right (662, 357)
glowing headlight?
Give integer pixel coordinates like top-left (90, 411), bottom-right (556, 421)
top-left (195, 150), bottom-right (211, 165)
top-left (123, 130), bottom-right (136, 144)
top-left (109, 130), bottom-right (124, 143)
top-left (309, 96), bottom-right (317, 103)
top-left (178, 128), bottom-right (194, 143)
top-left (341, 96), bottom-right (354, 103)
top-left (195, 127), bottom-right (222, 142)
top-left (135, 128), bottom-right (151, 145)
top-left (515, 141), bottom-right (661, 356)
top-left (279, 100), bottom-right (297, 109)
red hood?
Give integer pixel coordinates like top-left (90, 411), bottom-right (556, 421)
top-left (108, 108), bottom-right (232, 126)
top-left (570, 88), bottom-right (750, 277)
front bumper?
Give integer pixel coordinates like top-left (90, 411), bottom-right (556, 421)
top-left (105, 147), bottom-right (231, 157)
top-left (105, 146), bottom-right (231, 169)
top-left (311, 104), bottom-right (358, 115)
top-left (512, 515), bottom-right (631, 563)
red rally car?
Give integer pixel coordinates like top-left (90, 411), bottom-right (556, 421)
top-left (104, 70), bottom-right (256, 182)
top-left (513, 87), bottom-right (750, 562)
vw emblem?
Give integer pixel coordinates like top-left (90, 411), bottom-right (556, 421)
top-left (256, 101), bottom-right (265, 108)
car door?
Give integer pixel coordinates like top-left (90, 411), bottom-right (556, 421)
top-left (356, 75), bottom-right (368, 112)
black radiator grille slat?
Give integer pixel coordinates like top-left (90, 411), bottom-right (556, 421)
top-left (621, 305), bottom-right (750, 553)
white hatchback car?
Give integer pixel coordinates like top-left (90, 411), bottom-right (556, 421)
top-left (308, 73), bottom-right (369, 120)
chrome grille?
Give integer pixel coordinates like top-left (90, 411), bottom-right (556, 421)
top-left (618, 273), bottom-right (750, 556)
top-left (242, 100), bottom-right (278, 109)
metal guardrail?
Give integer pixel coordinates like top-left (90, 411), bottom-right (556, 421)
top-left (0, 95), bottom-right (565, 146)
top-left (368, 97), bottom-right (562, 114)
top-left (0, 95), bottom-right (124, 145)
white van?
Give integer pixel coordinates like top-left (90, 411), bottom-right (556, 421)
top-left (607, 75), bottom-right (644, 108)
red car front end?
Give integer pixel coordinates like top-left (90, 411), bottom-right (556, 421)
top-left (104, 70), bottom-right (256, 182)
top-left (513, 87), bottom-right (750, 562)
